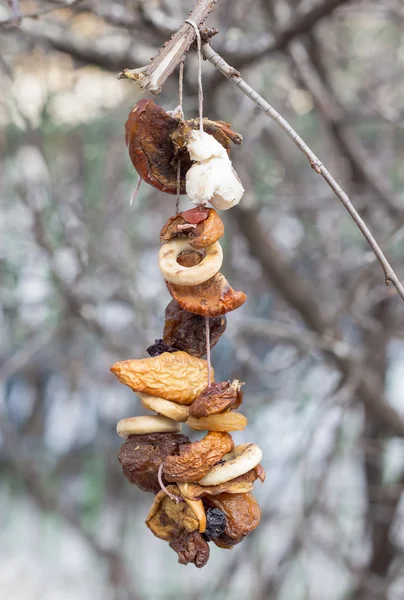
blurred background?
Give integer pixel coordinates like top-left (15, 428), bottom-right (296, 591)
top-left (1, 0), bottom-right (404, 598)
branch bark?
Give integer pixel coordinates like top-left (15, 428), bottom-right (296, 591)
top-left (202, 43), bottom-right (404, 303)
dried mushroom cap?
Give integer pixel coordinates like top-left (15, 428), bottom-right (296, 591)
top-left (189, 380), bottom-right (244, 418)
top-left (169, 530), bottom-right (210, 568)
top-left (163, 431), bottom-right (234, 483)
top-left (178, 466), bottom-right (265, 500)
top-left (204, 492), bottom-right (261, 548)
top-left (146, 486), bottom-right (199, 541)
top-left (118, 432), bottom-right (190, 494)
top-left (187, 411), bottom-right (247, 432)
top-left (125, 99), bottom-right (242, 195)
top-left (166, 272), bottom-right (247, 317)
top-left (160, 208), bottom-right (224, 249)
top-left (110, 351), bottom-right (213, 405)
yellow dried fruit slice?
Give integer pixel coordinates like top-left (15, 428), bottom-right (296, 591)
top-left (186, 411), bottom-right (247, 432)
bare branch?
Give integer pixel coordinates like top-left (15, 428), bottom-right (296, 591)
top-left (202, 43), bottom-right (404, 302)
top-left (118, 0), bottom-right (218, 92)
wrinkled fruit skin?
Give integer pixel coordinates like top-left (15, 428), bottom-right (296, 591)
top-left (146, 339), bottom-right (178, 357)
top-left (163, 432), bottom-right (234, 483)
top-left (189, 381), bottom-right (243, 418)
top-left (203, 492), bottom-right (261, 548)
top-left (118, 432), bottom-right (190, 493)
top-left (164, 300), bottom-right (227, 358)
top-left (146, 486), bottom-right (199, 540)
top-left (166, 272), bottom-right (247, 317)
top-left (160, 208), bottom-right (224, 249)
top-left (125, 100), bottom-right (242, 195)
top-left (169, 530), bottom-right (210, 568)
top-left (203, 508), bottom-right (227, 541)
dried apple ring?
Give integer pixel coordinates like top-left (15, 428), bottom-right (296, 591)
top-left (159, 239), bottom-right (223, 286)
top-left (117, 415), bottom-right (181, 438)
top-left (197, 444), bottom-right (262, 486)
top-left (138, 392), bottom-right (189, 422)
top-left (187, 412), bottom-right (247, 432)
top-left (166, 272), bottom-right (246, 317)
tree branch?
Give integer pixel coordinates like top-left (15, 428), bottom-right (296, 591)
top-left (202, 43), bottom-right (404, 302)
top-left (118, 0), bottom-right (218, 93)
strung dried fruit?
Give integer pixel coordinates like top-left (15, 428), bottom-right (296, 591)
top-left (178, 466), bottom-right (265, 500)
top-left (110, 351), bottom-right (212, 405)
top-left (138, 392), bottom-right (189, 422)
top-left (187, 411), bottom-right (247, 432)
top-left (118, 432), bottom-right (190, 494)
top-left (146, 486), bottom-right (199, 540)
top-left (117, 415), bottom-right (181, 437)
top-left (163, 432), bottom-right (234, 483)
top-left (203, 508), bottom-right (227, 541)
top-left (178, 485), bottom-right (206, 533)
top-left (125, 99), bottom-right (242, 195)
top-left (189, 380), bottom-right (244, 418)
top-left (163, 300), bottom-right (226, 358)
top-left (169, 530), bottom-right (210, 568)
top-left (159, 239), bottom-right (223, 286)
top-left (198, 444), bottom-right (262, 487)
top-left (160, 208), bottom-right (224, 249)
top-left (166, 271), bottom-right (246, 317)
top-left (204, 492), bottom-right (261, 548)
top-left (146, 339), bottom-right (178, 357)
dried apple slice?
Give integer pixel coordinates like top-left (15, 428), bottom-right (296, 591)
top-left (166, 272), bottom-right (246, 317)
top-left (187, 411), bottom-right (247, 432)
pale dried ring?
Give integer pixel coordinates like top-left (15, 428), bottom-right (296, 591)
top-left (159, 239), bottom-right (222, 286)
top-left (197, 443), bottom-right (262, 486)
top-left (116, 415), bottom-right (181, 438)
top-left (138, 392), bottom-right (189, 422)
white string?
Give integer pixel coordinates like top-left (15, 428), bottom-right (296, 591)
top-left (130, 176), bottom-right (142, 206)
top-left (185, 19), bottom-right (204, 133)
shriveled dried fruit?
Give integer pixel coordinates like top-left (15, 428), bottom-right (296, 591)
top-left (146, 486), bottom-right (199, 541)
top-left (204, 492), bottom-right (261, 548)
top-left (163, 300), bottom-right (226, 358)
top-left (110, 351), bottom-right (212, 405)
top-left (178, 486), bottom-right (206, 533)
top-left (166, 272), bottom-right (246, 317)
top-left (203, 508), bottom-right (227, 541)
top-left (176, 250), bottom-right (203, 268)
top-left (146, 339), bottom-right (178, 357)
top-left (169, 530), bottom-right (210, 568)
top-left (189, 380), bottom-right (244, 418)
top-left (139, 392), bottom-right (189, 422)
top-left (178, 465), bottom-right (266, 500)
top-left (163, 431), bottom-right (234, 483)
top-left (187, 411), bottom-right (247, 432)
top-left (198, 443), bottom-right (263, 486)
top-left (117, 415), bottom-right (181, 437)
top-left (159, 239), bottom-right (223, 286)
top-left (160, 209), bottom-right (224, 249)
top-left (118, 432), bottom-right (190, 493)
top-left (125, 99), bottom-right (242, 195)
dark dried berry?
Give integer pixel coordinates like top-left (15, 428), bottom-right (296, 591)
top-left (203, 508), bottom-right (227, 541)
top-left (146, 339), bottom-right (178, 357)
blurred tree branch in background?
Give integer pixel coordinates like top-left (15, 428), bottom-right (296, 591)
top-left (1, 1), bottom-right (404, 599)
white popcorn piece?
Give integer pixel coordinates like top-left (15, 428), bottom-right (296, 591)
top-left (185, 131), bottom-right (244, 210)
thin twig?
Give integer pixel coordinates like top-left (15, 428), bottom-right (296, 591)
top-left (202, 43), bottom-right (404, 303)
top-left (130, 176), bottom-right (142, 206)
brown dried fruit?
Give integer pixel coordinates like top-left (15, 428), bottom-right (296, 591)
top-left (169, 530), bottom-right (210, 568)
top-left (163, 300), bottom-right (226, 358)
top-left (160, 209), bottom-right (224, 249)
top-left (110, 351), bottom-right (212, 405)
top-left (166, 272), bottom-right (246, 317)
top-left (146, 486), bottom-right (199, 541)
top-left (118, 432), bottom-right (190, 493)
top-left (181, 207), bottom-right (209, 224)
top-left (204, 492), bottom-right (261, 548)
top-left (125, 100), bottom-right (242, 195)
top-left (187, 411), bottom-right (247, 432)
top-left (179, 467), bottom-right (265, 500)
top-left (189, 380), bottom-right (244, 418)
top-left (163, 432), bottom-right (234, 483)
